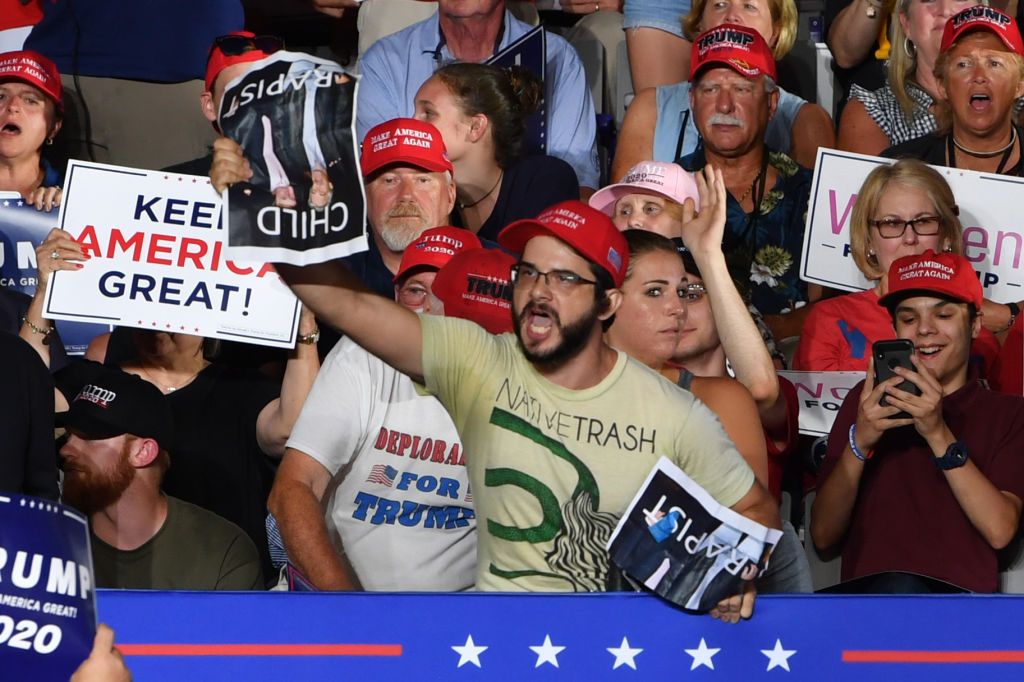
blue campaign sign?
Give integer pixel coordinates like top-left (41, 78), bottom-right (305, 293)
top-left (97, 590), bottom-right (1024, 681)
top-left (0, 194), bottom-right (109, 354)
top-left (487, 25), bottom-right (546, 155)
top-left (0, 494), bottom-right (97, 679)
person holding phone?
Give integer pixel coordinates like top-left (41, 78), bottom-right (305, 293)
top-left (794, 159), bottom-right (999, 372)
top-left (810, 250), bottom-right (1024, 594)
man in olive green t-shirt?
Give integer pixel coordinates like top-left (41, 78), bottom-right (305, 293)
top-left (60, 365), bottom-right (262, 590)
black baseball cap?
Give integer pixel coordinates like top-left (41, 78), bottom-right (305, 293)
top-left (59, 367), bottom-right (174, 449)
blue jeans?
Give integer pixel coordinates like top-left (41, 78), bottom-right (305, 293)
top-left (623, 0), bottom-right (691, 38)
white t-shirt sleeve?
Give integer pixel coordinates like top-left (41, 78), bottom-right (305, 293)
top-left (286, 338), bottom-right (376, 475)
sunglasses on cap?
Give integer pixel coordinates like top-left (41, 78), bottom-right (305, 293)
top-left (211, 34), bottom-right (284, 58)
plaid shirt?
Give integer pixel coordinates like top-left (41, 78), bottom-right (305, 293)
top-left (849, 81), bottom-right (937, 148)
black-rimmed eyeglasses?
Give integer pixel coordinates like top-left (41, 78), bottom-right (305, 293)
top-left (510, 263), bottom-right (597, 292)
top-left (868, 216), bottom-right (941, 239)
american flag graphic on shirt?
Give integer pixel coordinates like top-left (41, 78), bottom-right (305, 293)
top-left (366, 464), bottom-right (398, 486)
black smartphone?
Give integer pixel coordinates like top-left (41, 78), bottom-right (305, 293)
top-left (872, 339), bottom-right (921, 419)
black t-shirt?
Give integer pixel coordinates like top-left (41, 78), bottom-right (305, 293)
top-left (0, 331), bottom-right (57, 499)
top-left (164, 153), bottom-right (213, 177)
top-left (452, 155), bottom-right (580, 243)
top-left (883, 132), bottom-right (1024, 177)
top-left (0, 288), bottom-right (70, 372)
top-left (159, 363), bottom-right (280, 580)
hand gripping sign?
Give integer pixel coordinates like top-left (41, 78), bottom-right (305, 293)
top-left (42, 161), bottom-right (302, 348)
top-left (802, 148), bottom-right (1024, 303)
top-left (0, 494), bottom-right (96, 680)
top-left (218, 51), bottom-right (368, 266)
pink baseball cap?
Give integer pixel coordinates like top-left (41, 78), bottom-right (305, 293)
top-left (589, 161), bottom-right (701, 217)
top-left (941, 6), bottom-right (1024, 55)
top-left (689, 24), bottom-right (777, 82)
top-left (0, 50), bottom-right (62, 113)
top-left (498, 200), bottom-right (629, 287)
top-left (394, 226), bottom-right (482, 283)
top-left (361, 118), bottom-right (454, 177)
top-left (432, 248), bottom-right (516, 334)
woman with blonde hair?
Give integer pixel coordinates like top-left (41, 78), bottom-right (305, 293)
top-left (837, 0), bottom-right (977, 155)
top-left (884, 6), bottom-right (1024, 175)
top-left (795, 158), bottom-right (999, 370)
top-left (613, 0), bottom-right (835, 179)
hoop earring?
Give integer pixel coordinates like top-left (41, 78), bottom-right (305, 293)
top-left (45, 138), bottom-right (54, 146)
top-left (904, 37), bottom-right (916, 58)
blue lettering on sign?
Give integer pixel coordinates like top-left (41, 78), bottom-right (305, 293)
top-left (133, 195), bottom-right (219, 229)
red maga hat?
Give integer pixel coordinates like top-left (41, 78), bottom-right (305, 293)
top-left (360, 118), bottom-right (454, 177)
top-left (498, 200), bottom-right (629, 288)
top-left (204, 31), bottom-right (283, 92)
top-left (394, 226), bottom-right (482, 283)
top-left (941, 6), bottom-right (1024, 55)
top-left (878, 250), bottom-right (984, 310)
top-left (689, 23), bottom-right (777, 82)
top-left (433, 247), bottom-right (516, 334)
top-left (0, 50), bottom-right (62, 112)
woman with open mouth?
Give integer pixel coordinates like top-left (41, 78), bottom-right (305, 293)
top-left (883, 6), bottom-right (1024, 176)
top-left (0, 49), bottom-right (64, 211)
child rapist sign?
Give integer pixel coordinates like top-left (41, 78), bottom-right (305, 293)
top-left (802, 148), bottom-right (1024, 303)
top-left (42, 162), bottom-right (302, 348)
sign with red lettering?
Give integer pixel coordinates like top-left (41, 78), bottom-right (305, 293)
top-left (802, 148), bottom-right (1024, 303)
top-left (777, 370), bottom-right (864, 436)
top-left (42, 161), bottom-right (301, 348)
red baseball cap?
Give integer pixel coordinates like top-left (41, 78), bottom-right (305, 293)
top-left (205, 31), bottom-right (282, 92)
top-left (941, 6), bottom-right (1024, 55)
top-left (394, 226), bottom-right (482, 283)
top-left (498, 200), bottom-right (629, 287)
top-left (689, 24), bottom-right (777, 82)
top-left (361, 118), bottom-right (454, 177)
top-left (0, 50), bottom-right (62, 113)
top-left (432, 248), bottom-right (516, 334)
top-left (878, 250), bottom-right (983, 310)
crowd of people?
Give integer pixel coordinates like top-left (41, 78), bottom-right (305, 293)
top-left (4, 4), bottom-right (1024, 658)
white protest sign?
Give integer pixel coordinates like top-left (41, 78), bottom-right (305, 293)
top-left (778, 370), bottom-right (864, 436)
top-left (43, 161), bottom-right (301, 348)
top-left (802, 148), bottom-right (1024, 302)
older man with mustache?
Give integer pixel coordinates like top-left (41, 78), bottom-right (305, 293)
top-left (679, 25), bottom-right (818, 340)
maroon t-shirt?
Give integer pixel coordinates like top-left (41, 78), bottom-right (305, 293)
top-left (822, 378), bottom-right (1024, 592)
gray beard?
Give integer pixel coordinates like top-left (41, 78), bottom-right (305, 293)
top-left (378, 222), bottom-right (426, 252)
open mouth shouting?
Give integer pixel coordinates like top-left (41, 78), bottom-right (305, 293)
top-left (522, 302), bottom-right (559, 343)
top-left (0, 121), bottom-right (22, 136)
top-left (968, 91), bottom-right (992, 112)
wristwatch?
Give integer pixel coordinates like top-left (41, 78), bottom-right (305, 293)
top-left (297, 328), bottom-right (320, 345)
top-left (934, 441), bottom-right (969, 470)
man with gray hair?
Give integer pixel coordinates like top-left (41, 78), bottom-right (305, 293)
top-left (212, 116), bottom-right (457, 297)
top-left (681, 24), bottom-right (816, 338)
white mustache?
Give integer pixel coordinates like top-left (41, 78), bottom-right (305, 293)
top-left (707, 113), bottom-right (744, 127)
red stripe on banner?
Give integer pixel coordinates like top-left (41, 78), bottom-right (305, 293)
top-left (118, 643), bottom-right (403, 657)
top-left (844, 650), bottom-right (1024, 663)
